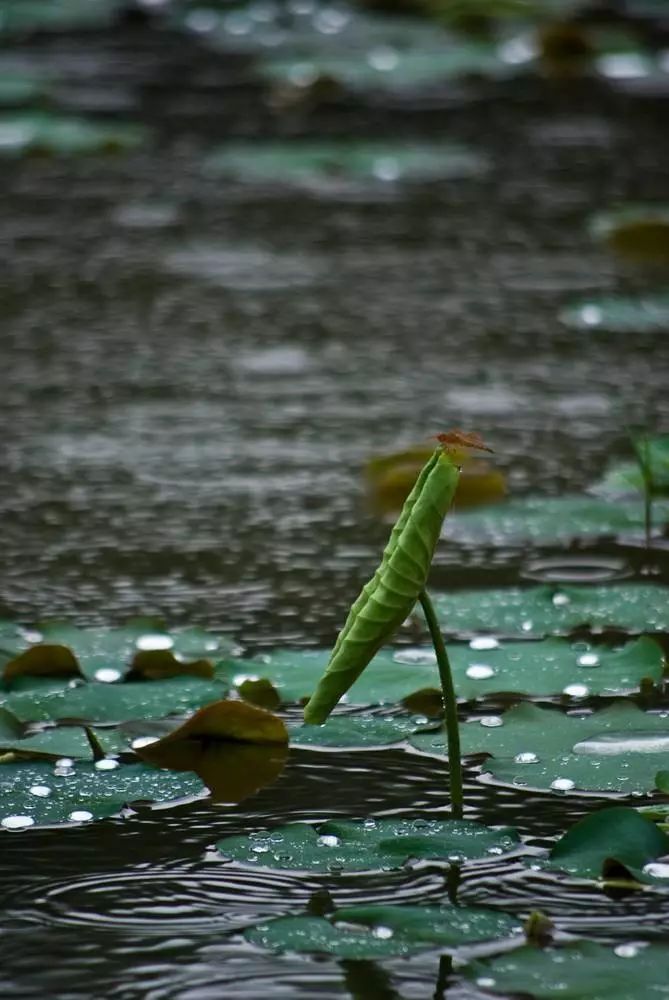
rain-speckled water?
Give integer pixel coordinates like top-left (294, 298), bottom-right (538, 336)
top-left (2, 8), bottom-right (669, 998)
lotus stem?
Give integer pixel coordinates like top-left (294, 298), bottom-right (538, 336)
top-left (418, 589), bottom-right (464, 820)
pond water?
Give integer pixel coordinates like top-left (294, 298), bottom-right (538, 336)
top-left (2, 5), bottom-right (669, 998)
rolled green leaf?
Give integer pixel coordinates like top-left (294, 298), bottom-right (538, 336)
top-left (304, 448), bottom-right (459, 724)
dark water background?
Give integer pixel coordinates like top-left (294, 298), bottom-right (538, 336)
top-left (2, 11), bottom-right (669, 998)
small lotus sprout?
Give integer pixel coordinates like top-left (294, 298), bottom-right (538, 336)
top-left (303, 430), bottom-right (492, 819)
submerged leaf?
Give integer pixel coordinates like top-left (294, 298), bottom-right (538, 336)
top-left (217, 816), bottom-right (519, 872)
top-left (246, 902), bottom-right (521, 958)
top-left (547, 806), bottom-right (669, 883)
top-left (304, 445), bottom-right (460, 724)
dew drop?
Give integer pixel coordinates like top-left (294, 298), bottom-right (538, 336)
top-left (95, 758), bottom-right (120, 771)
top-left (392, 648), bottom-right (436, 665)
top-left (574, 732), bottom-right (669, 756)
top-left (28, 785), bottom-right (51, 797)
top-left (318, 834), bottom-right (340, 847)
top-left (521, 619), bottom-right (533, 632)
top-left (550, 778), bottom-right (575, 791)
top-left (367, 46), bottom-right (399, 72)
top-left (469, 637), bottom-right (499, 651)
top-left (131, 736), bottom-right (159, 750)
top-left (372, 925), bottom-right (394, 939)
top-left (514, 752), bottom-right (538, 764)
top-left (614, 943), bottom-right (641, 958)
top-left (642, 862), bottom-right (669, 879)
top-left (466, 663), bottom-right (496, 680)
top-left (55, 758), bottom-right (74, 768)
top-left (95, 668), bottom-right (121, 683)
top-left (476, 978), bottom-right (496, 989)
top-left (136, 634), bottom-right (174, 651)
top-left (1, 815), bottom-right (35, 830)
top-left (480, 716), bottom-right (503, 728)
top-left (69, 811), bottom-right (93, 822)
top-left (251, 844), bottom-right (270, 854)
top-left (372, 157), bottom-right (401, 182)
top-left (552, 592), bottom-right (571, 606)
top-left (563, 683), bottom-right (590, 698)
top-left (577, 653), bottom-right (600, 668)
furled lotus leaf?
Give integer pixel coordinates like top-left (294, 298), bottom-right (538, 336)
top-left (0, 759), bottom-right (205, 830)
top-left (592, 435), bottom-right (669, 498)
top-left (304, 447), bottom-right (460, 724)
top-left (245, 901), bottom-right (521, 958)
top-left (546, 806), bottom-right (669, 883)
top-left (217, 816), bottom-right (519, 872)
top-left (465, 940), bottom-right (669, 999)
top-left (411, 701), bottom-right (669, 793)
top-left (431, 583), bottom-right (669, 636)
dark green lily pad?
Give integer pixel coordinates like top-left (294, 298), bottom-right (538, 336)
top-left (443, 494), bottom-right (669, 546)
top-left (0, 759), bottom-right (204, 830)
top-left (560, 294), bottom-right (669, 334)
top-left (0, 622), bottom-right (229, 682)
top-left (0, 0), bottom-right (118, 35)
top-left (290, 713), bottom-right (420, 748)
top-left (231, 636), bottom-right (663, 708)
top-left (411, 701), bottom-right (669, 793)
top-left (0, 113), bottom-right (146, 157)
top-left (0, 70), bottom-right (49, 106)
top-left (3, 676), bottom-right (229, 724)
top-left (0, 707), bottom-right (126, 759)
top-left (217, 817), bottom-right (519, 872)
top-left (205, 140), bottom-right (489, 185)
top-left (246, 902), bottom-right (521, 959)
top-left (431, 583), bottom-right (669, 636)
top-left (465, 940), bottom-right (669, 999)
top-left (546, 806), bottom-right (669, 883)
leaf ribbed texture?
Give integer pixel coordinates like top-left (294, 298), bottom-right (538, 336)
top-left (304, 450), bottom-right (459, 723)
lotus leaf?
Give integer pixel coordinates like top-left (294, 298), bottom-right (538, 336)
top-left (245, 902), bottom-right (521, 958)
top-left (411, 701), bottom-right (669, 793)
top-left (0, 759), bottom-right (205, 829)
top-left (465, 940), bottom-right (669, 999)
top-left (217, 816), bottom-right (519, 872)
top-left (431, 583), bottom-right (669, 635)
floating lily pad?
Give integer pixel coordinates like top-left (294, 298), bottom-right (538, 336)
top-left (0, 0), bottom-right (119, 35)
top-left (546, 806), bottom-right (669, 883)
top-left (290, 712), bottom-right (420, 748)
top-left (205, 140), bottom-right (489, 186)
top-left (217, 817), bottom-right (519, 872)
top-left (443, 494), bottom-right (669, 546)
top-left (0, 70), bottom-right (49, 106)
top-left (0, 759), bottom-right (204, 830)
top-left (0, 622), bottom-right (228, 683)
top-left (246, 902), bottom-right (521, 959)
top-left (560, 294), bottom-right (669, 334)
top-left (590, 205), bottom-right (669, 262)
top-left (3, 676), bottom-right (229, 724)
top-left (232, 636), bottom-right (663, 708)
top-left (0, 707), bottom-right (125, 760)
top-left (0, 113), bottom-right (146, 157)
top-left (259, 43), bottom-right (511, 93)
top-left (411, 701), bottom-right (669, 793)
top-left (431, 583), bottom-right (669, 636)
top-left (465, 940), bottom-right (669, 999)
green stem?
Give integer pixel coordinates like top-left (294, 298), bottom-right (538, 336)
top-left (418, 589), bottom-right (464, 820)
